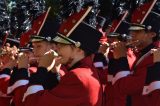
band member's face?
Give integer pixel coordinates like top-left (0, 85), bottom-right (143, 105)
top-left (56, 43), bottom-right (74, 65)
top-left (32, 41), bottom-right (51, 58)
top-left (129, 30), bottom-right (148, 49)
top-left (107, 38), bottom-right (119, 44)
top-left (130, 30), bottom-right (147, 41)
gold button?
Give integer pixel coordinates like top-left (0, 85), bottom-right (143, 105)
top-left (75, 42), bottom-right (81, 47)
top-left (137, 19), bottom-right (140, 22)
top-left (72, 19), bottom-right (76, 23)
top-left (142, 11), bottom-right (146, 14)
top-left (38, 21), bottom-right (41, 24)
top-left (64, 29), bottom-right (68, 33)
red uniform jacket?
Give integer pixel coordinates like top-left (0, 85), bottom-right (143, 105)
top-left (105, 48), bottom-right (136, 106)
top-left (92, 53), bottom-right (108, 106)
top-left (112, 43), bottom-right (159, 106)
top-left (8, 66), bottom-right (59, 106)
top-left (141, 58), bottom-right (160, 106)
top-left (23, 56), bottom-right (103, 106)
top-left (0, 68), bottom-right (12, 106)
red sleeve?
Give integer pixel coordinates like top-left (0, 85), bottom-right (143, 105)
top-left (12, 86), bottom-right (28, 106)
top-left (8, 68), bottom-right (29, 106)
top-left (0, 77), bottom-right (10, 94)
top-left (149, 90), bottom-right (160, 106)
top-left (0, 68), bottom-right (11, 93)
top-left (24, 71), bottom-right (97, 106)
top-left (0, 78), bottom-right (11, 106)
top-left (0, 68), bottom-right (12, 106)
top-left (0, 96), bottom-right (12, 106)
top-left (113, 52), bottom-right (154, 95)
top-left (113, 66), bottom-right (147, 95)
top-left (97, 68), bottom-right (108, 84)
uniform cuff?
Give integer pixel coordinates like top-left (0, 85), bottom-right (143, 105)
top-left (0, 68), bottom-right (11, 75)
top-left (29, 67), bottom-right (60, 89)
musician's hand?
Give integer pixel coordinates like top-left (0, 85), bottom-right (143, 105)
top-left (1, 54), bottom-right (17, 70)
top-left (112, 41), bottom-right (127, 59)
top-left (152, 48), bottom-right (160, 63)
top-left (50, 56), bottom-right (62, 73)
top-left (0, 47), bottom-right (12, 64)
top-left (38, 50), bottom-right (58, 71)
top-left (11, 46), bottom-right (18, 56)
top-left (18, 52), bottom-right (29, 69)
top-left (1, 54), bottom-right (11, 64)
top-left (98, 42), bottom-right (109, 54)
top-left (1, 45), bottom-right (18, 64)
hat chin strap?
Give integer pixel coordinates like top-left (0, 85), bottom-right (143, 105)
top-left (57, 33), bottom-right (81, 48)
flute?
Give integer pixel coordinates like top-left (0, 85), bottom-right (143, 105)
top-left (106, 40), bottom-right (140, 49)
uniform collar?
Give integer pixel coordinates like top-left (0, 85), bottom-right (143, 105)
top-left (140, 43), bottom-right (155, 57)
top-left (68, 55), bottom-right (93, 71)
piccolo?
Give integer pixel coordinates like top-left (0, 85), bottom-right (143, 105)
top-left (105, 40), bottom-right (140, 48)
